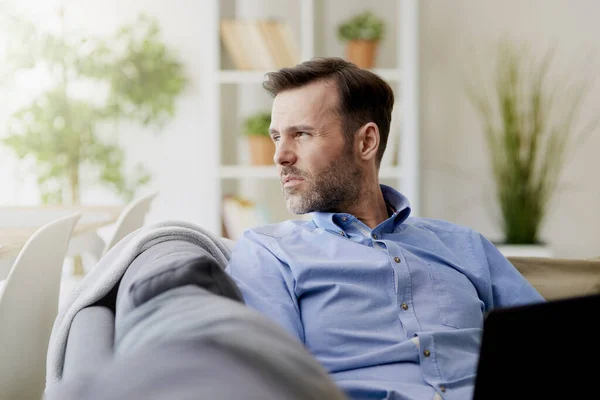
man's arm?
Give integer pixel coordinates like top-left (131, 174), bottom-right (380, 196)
top-left (477, 233), bottom-right (546, 309)
top-left (225, 230), bottom-right (304, 343)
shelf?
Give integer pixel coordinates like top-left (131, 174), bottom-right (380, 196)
top-left (219, 68), bottom-right (402, 84)
top-left (220, 165), bottom-right (403, 179)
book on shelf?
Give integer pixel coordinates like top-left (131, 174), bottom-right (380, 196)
top-left (220, 19), bottom-right (300, 71)
top-left (220, 20), bottom-right (253, 70)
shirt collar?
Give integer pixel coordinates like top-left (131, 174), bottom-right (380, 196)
top-left (310, 184), bottom-right (411, 234)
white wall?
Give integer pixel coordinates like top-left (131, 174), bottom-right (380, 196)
top-left (420, 0), bottom-right (600, 257)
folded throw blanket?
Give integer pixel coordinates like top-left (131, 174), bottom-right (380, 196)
top-left (46, 220), bottom-right (231, 385)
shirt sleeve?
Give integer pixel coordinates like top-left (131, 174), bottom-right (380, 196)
top-left (225, 230), bottom-right (304, 343)
top-left (477, 233), bottom-right (546, 309)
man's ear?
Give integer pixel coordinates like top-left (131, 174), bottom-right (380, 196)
top-left (356, 122), bottom-right (380, 162)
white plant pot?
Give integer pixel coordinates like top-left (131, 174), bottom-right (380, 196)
top-left (496, 243), bottom-right (554, 258)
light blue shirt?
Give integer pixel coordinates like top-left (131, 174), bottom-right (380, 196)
top-left (225, 185), bottom-right (544, 400)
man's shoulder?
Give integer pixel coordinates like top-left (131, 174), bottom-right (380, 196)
top-left (233, 220), bottom-right (317, 258)
top-left (405, 216), bottom-right (476, 235)
top-left (245, 219), bottom-right (316, 240)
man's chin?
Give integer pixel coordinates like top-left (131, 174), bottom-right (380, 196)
top-left (285, 197), bottom-right (309, 215)
top-left (285, 202), bottom-right (304, 215)
top-left (287, 209), bottom-right (306, 215)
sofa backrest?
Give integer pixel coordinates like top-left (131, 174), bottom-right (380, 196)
top-left (508, 256), bottom-right (600, 301)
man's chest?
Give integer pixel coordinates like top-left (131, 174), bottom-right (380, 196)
top-left (286, 240), bottom-right (485, 363)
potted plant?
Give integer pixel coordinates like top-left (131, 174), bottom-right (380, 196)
top-left (337, 11), bottom-right (385, 69)
top-left (0, 9), bottom-right (187, 205)
top-left (466, 41), bottom-right (597, 257)
top-left (243, 111), bottom-right (275, 166)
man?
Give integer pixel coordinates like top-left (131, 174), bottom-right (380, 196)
top-left (225, 57), bottom-right (544, 400)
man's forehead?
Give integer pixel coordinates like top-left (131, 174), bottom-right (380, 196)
top-left (272, 81), bottom-right (338, 121)
top-left (274, 80), bottom-right (337, 107)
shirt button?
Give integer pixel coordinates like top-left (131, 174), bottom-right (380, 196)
top-left (372, 233), bottom-right (378, 239)
top-left (339, 231), bottom-right (345, 236)
top-left (401, 303), bottom-right (408, 310)
top-left (341, 216), bottom-right (348, 222)
top-left (394, 256), bottom-right (401, 263)
top-left (423, 349), bottom-right (431, 357)
top-left (440, 386), bottom-right (446, 393)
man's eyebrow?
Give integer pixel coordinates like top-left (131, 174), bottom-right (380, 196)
top-left (290, 125), bottom-right (315, 132)
top-left (269, 125), bottom-right (315, 135)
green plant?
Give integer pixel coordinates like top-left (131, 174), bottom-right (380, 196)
top-left (467, 41), bottom-right (597, 244)
top-left (0, 9), bottom-right (187, 204)
top-left (337, 11), bottom-right (385, 43)
top-left (242, 112), bottom-right (271, 137)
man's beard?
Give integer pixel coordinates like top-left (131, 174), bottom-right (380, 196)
top-left (281, 150), bottom-right (364, 214)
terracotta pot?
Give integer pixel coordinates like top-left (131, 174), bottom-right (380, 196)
top-left (247, 135), bottom-right (275, 165)
top-left (346, 40), bottom-right (378, 69)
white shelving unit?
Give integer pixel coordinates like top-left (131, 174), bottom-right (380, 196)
top-left (210, 0), bottom-right (419, 236)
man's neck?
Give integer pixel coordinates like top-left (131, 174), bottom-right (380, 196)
top-left (343, 182), bottom-right (388, 229)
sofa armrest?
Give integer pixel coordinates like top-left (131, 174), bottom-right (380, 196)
top-left (63, 306), bottom-right (115, 380)
top-left (509, 256), bottom-right (600, 300)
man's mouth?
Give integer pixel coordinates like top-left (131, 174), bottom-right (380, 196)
top-left (282, 175), bottom-right (305, 188)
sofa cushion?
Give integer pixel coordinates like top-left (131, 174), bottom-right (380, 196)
top-left (48, 339), bottom-right (316, 400)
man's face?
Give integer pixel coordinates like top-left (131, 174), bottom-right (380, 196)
top-left (269, 80), bottom-right (363, 214)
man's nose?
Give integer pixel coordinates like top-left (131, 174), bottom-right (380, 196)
top-left (273, 140), bottom-right (297, 166)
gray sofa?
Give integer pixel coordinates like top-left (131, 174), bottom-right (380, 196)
top-left (44, 223), bottom-right (600, 399)
top-left (44, 237), bottom-right (346, 400)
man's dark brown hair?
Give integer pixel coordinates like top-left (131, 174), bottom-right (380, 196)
top-left (263, 57), bottom-right (395, 168)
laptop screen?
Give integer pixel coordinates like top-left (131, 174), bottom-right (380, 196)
top-left (472, 293), bottom-right (600, 400)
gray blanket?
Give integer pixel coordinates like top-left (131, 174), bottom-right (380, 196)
top-left (46, 220), bottom-right (231, 384)
top-left (45, 220), bottom-right (346, 400)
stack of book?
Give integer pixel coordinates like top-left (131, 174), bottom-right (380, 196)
top-left (220, 19), bottom-right (301, 70)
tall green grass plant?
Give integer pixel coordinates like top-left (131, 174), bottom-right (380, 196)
top-left (467, 42), bottom-right (597, 244)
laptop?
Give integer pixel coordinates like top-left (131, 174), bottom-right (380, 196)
top-left (472, 293), bottom-right (600, 400)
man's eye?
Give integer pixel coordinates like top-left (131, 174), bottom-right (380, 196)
top-left (296, 132), bottom-right (310, 137)
top-left (272, 135), bottom-right (280, 142)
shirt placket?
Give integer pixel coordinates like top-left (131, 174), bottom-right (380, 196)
top-left (377, 238), bottom-right (421, 337)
